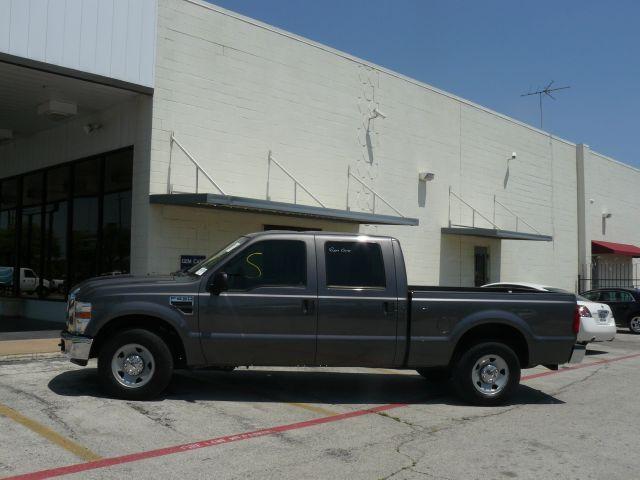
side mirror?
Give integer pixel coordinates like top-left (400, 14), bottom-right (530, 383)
top-left (208, 272), bottom-right (228, 295)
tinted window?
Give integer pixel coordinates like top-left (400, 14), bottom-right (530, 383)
top-left (325, 241), bottom-right (386, 288)
top-left (598, 291), bottom-right (613, 302)
top-left (581, 291), bottom-right (599, 301)
top-left (224, 240), bottom-right (306, 290)
top-left (619, 291), bottom-right (634, 302)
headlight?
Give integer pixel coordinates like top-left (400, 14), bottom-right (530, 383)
top-left (72, 302), bottom-right (92, 334)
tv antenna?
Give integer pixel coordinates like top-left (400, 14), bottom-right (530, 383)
top-left (521, 80), bottom-right (570, 129)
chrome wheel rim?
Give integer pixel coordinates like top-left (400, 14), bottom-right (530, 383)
top-left (111, 343), bottom-right (155, 388)
top-left (471, 354), bottom-right (509, 396)
top-left (630, 317), bottom-right (640, 333)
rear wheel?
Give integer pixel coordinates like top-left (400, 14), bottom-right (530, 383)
top-left (628, 315), bottom-right (640, 334)
top-left (416, 367), bottom-right (451, 382)
top-left (98, 329), bottom-right (173, 400)
top-left (452, 342), bottom-right (520, 406)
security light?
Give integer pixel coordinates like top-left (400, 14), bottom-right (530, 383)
top-left (370, 108), bottom-right (387, 120)
top-left (419, 172), bottom-right (435, 182)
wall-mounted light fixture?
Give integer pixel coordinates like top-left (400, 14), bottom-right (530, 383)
top-left (419, 172), bottom-right (435, 182)
top-left (37, 100), bottom-right (77, 121)
top-left (83, 123), bottom-right (103, 134)
top-left (369, 108), bottom-right (387, 120)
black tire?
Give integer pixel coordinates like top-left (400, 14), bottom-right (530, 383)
top-left (416, 367), bottom-right (451, 382)
top-left (628, 314), bottom-right (640, 334)
top-left (452, 342), bottom-right (521, 406)
top-left (98, 329), bottom-right (174, 400)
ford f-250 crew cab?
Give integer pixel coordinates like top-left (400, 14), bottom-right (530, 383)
top-left (61, 231), bottom-right (585, 405)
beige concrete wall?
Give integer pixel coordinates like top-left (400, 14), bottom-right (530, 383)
top-left (147, 0), bottom-right (582, 288)
top-left (145, 205), bottom-right (357, 274)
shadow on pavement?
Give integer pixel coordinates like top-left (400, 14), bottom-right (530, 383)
top-left (585, 349), bottom-right (609, 356)
top-left (48, 368), bottom-right (564, 407)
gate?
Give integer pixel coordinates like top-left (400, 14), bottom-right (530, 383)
top-left (578, 262), bottom-right (640, 292)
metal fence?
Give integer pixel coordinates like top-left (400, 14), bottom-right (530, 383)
top-left (578, 262), bottom-right (640, 292)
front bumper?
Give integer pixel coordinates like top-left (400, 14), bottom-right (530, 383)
top-left (568, 343), bottom-right (586, 364)
top-left (60, 331), bottom-right (93, 366)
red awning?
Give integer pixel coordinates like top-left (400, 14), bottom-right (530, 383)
top-left (592, 240), bottom-right (640, 257)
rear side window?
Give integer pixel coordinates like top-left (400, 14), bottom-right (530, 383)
top-left (325, 241), bottom-right (386, 289)
top-left (618, 291), bottom-right (634, 302)
top-left (581, 291), bottom-right (600, 301)
top-left (224, 240), bottom-right (306, 290)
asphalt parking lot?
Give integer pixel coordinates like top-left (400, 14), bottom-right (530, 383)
top-left (1, 332), bottom-right (639, 480)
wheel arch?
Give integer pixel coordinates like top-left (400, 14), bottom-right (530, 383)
top-left (450, 322), bottom-right (530, 368)
top-left (90, 315), bottom-right (187, 368)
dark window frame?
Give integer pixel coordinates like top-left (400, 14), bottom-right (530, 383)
top-left (324, 241), bottom-right (387, 290)
top-left (223, 239), bottom-right (308, 291)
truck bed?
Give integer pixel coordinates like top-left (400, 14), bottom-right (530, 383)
top-left (403, 286), bottom-right (577, 369)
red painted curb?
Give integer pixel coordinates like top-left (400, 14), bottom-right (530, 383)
top-left (4, 351), bottom-right (640, 480)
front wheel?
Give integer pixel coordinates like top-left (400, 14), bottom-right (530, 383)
top-left (452, 342), bottom-right (520, 406)
top-left (98, 329), bottom-right (174, 400)
top-left (628, 315), bottom-right (640, 334)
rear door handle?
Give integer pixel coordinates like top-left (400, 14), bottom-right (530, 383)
top-left (302, 299), bottom-right (314, 315)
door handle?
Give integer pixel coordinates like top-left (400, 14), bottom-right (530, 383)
top-left (383, 301), bottom-right (390, 315)
top-left (302, 299), bottom-right (314, 315)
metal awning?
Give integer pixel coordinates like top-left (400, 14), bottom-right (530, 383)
top-left (150, 193), bottom-right (419, 226)
top-left (441, 226), bottom-right (552, 241)
top-left (592, 240), bottom-right (640, 257)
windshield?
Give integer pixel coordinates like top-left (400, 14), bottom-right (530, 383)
top-left (187, 237), bottom-right (249, 276)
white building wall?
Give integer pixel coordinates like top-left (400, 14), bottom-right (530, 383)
top-left (147, 0), bottom-right (581, 288)
top-left (0, 95), bottom-right (153, 275)
top-left (578, 146), bottom-right (640, 285)
top-left (0, 0), bottom-right (157, 88)
top-left (583, 148), bottom-right (640, 246)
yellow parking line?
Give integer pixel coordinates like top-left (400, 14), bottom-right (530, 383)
top-left (286, 402), bottom-right (338, 416)
top-left (0, 403), bottom-right (102, 461)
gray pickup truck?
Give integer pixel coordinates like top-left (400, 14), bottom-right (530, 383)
top-left (61, 231), bottom-right (584, 405)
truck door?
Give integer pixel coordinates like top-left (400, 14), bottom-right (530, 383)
top-left (315, 236), bottom-right (399, 366)
top-left (198, 236), bottom-right (317, 366)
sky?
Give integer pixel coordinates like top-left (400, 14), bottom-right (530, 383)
top-left (207, 0), bottom-right (640, 168)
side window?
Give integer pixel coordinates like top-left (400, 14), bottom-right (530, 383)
top-left (325, 241), bottom-right (386, 289)
top-left (223, 240), bottom-right (306, 291)
top-left (582, 291), bottom-right (599, 301)
top-left (23, 269), bottom-right (35, 278)
top-left (599, 291), bottom-right (616, 302)
top-left (619, 291), bottom-right (634, 302)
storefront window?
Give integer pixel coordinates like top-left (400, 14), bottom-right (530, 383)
top-left (0, 179), bottom-right (18, 297)
top-left (0, 147), bottom-right (133, 300)
top-left (44, 166), bottom-right (70, 299)
top-left (71, 158), bottom-right (101, 286)
top-left (21, 173), bottom-right (44, 298)
top-left (101, 151), bottom-right (133, 275)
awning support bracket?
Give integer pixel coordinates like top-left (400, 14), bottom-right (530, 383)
top-left (168, 133), bottom-right (227, 195)
top-left (346, 166), bottom-right (406, 217)
top-left (267, 151), bottom-right (325, 207)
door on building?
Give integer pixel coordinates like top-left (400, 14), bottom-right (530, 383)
top-left (198, 236), bottom-right (318, 366)
top-left (474, 246), bottom-right (490, 287)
